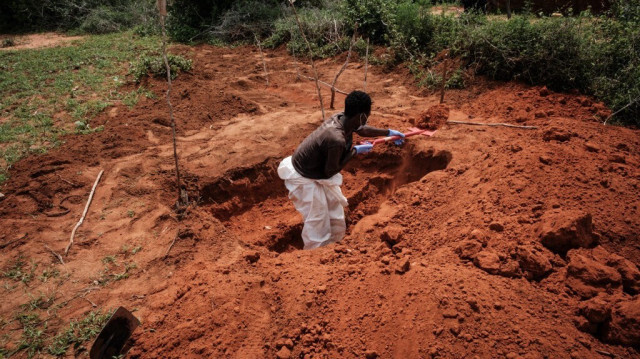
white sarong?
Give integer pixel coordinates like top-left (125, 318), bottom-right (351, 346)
top-left (277, 156), bottom-right (348, 249)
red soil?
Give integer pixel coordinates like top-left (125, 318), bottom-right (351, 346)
top-left (1, 44), bottom-right (639, 358)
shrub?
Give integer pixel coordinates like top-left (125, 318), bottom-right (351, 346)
top-left (341, 0), bottom-right (398, 44)
top-left (212, 1), bottom-right (282, 42)
top-left (129, 53), bottom-right (192, 83)
top-left (0, 0), bottom-right (157, 34)
top-left (265, 7), bottom-right (349, 58)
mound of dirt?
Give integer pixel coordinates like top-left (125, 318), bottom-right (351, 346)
top-left (416, 104), bottom-right (449, 130)
top-left (1, 45), bottom-right (639, 359)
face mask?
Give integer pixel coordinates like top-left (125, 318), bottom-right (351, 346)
top-left (356, 113), bottom-right (368, 131)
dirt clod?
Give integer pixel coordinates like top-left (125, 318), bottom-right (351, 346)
top-left (538, 210), bottom-right (594, 254)
top-left (380, 225), bottom-right (404, 246)
top-left (244, 251), bottom-right (261, 263)
top-left (276, 346), bottom-right (292, 359)
top-left (474, 250), bottom-right (501, 275)
top-left (416, 104), bottom-right (449, 130)
top-left (566, 250), bottom-right (622, 299)
top-left (515, 244), bottom-right (553, 280)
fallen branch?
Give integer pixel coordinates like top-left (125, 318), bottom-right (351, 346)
top-left (299, 74), bottom-right (348, 95)
top-left (363, 38), bottom-right (369, 91)
top-left (44, 244), bottom-right (65, 265)
top-left (65, 169), bottom-right (104, 255)
top-left (164, 231), bottom-right (179, 259)
top-left (447, 120), bottom-right (538, 129)
top-left (289, 0), bottom-right (325, 119)
top-left (603, 95), bottom-right (640, 125)
top-left (330, 28), bottom-right (357, 109)
top-left (254, 33), bottom-right (269, 87)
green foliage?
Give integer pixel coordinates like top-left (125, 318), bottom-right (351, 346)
top-left (464, 16), bottom-right (587, 90)
top-left (0, 32), bottom-right (158, 184)
top-left (129, 53), bottom-right (192, 83)
top-left (2, 255), bottom-right (36, 285)
top-left (0, 0), bottom-right (158, 34)
top-left (341, 0), bottom-right (398, 44)
top-left (213, 1), bottom-right (282, 42)
top-left (265, 7), bottom-right (349, 58)
top-left (15, 312), bottom-right (45, 358)
top-left (47, 310), bottom-right (112, 356)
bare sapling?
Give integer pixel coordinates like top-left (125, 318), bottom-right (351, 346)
top-left (288, 0), bottom-right (325, 119)
top-left (254, 33), bottom-right (269, 87)
top-left (158, 0), bottom-right (188, 208)
top-left (363, 38), bottom-right (369, 91)
top-left (330, 28), bottom-right (357, 109)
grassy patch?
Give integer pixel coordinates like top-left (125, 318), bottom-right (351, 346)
top-left (8, 308), bottom-right (112, 358)
top-left (2, 255), bottom-right (37, 285)
top-left (129, 53), bottom-right (192, 83)
top-left (0, 31), bottom-right (160, 184)
top-left (47, 309), bottom-right (112, 356)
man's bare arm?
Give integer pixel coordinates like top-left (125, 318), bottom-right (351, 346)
top-left (356, 125), bottom-right (390, 138)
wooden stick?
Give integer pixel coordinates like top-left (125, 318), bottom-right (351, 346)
top-left (440, 58), bottom-right (449, 104)
top-left (65, 169), bottom-right (103, 255)
top-left (44, 244), bottom-right (65, 265)
top-left (159, 8), bottom-right (186, 208)
top-left (299, 74), bottom-right (348, 95)
top-left (164, 232), bottom-right (179, 259)
top-left (254, 34), bottom-right (269, 87)
top-left (363, 38), bottom-right (369, 91)
top-left (447, 120), bottom-right (538, 129)
top-left (289, 0), bottom-right (325, 119)
top-left (330, 30), bottom-right (357, 109)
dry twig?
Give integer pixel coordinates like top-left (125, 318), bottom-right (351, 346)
top-left (65, 169), bottom-right (103, 255)
top-left (289, 0), bottom-right (325, 119)
top-left (44, 244), bottom-right (65, 265)
top-left (254, 34), bottom-right (269, 87)
top-left (299, 74), bottom-right (348, 95)
top-left (330, 29), bottom-right (357, 109)
top-left (447, 120), bottom-right (537, 129)
top-left (363, 38), bottom-right (369, 91)
top-left (603, 95), bottom-right (640, 125)
top-left (164, 232), bottom-right (179, 259)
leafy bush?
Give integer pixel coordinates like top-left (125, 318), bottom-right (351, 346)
top-left (464, 16), bottom-right (588, 90)
top-left (79, 6), bottom-right (134, 34)
top-left (129, 54), bottom-right (193, 83)
top-left (265, 7), bottom-right (349, 58)
top-left (0, 0), bottom-right (157, 34)
top-left (341, 0), bottom-right (398, 44)
top-left (212, 1), bottom-right (282, 42)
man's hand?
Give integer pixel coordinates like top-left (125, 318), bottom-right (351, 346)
top-left (388, 129), bottom-right (405, 145)
top-left (353, 143), bottom-right (373, 155)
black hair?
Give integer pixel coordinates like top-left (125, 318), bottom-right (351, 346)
top-left (344, 91), bottom-right (371, 118)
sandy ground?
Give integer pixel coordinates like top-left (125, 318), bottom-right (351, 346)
top-left (1, 44), bottom-right (639, 358)
top-left (0, 33), bottom-right (84, 51)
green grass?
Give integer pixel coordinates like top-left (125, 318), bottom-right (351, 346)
top-left (8, 308), bottom-right (112, 358)
top-left (0, 31), bottom-right (160, 185)
top-left (2, 255), bottom-right (37, 285)
top-left (47, 309), bottom-right (112, 356)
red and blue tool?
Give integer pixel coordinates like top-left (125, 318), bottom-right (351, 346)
top-left (360, 127), bottom-right (436, 146)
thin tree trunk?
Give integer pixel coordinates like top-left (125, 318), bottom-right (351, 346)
top-left (289, 0), bottom-right (325, 119)
top-left (158, 1), bottom-right (186, 207)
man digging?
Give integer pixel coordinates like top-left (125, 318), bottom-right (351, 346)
top-left (278, 91), bottom-right (405, 249)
